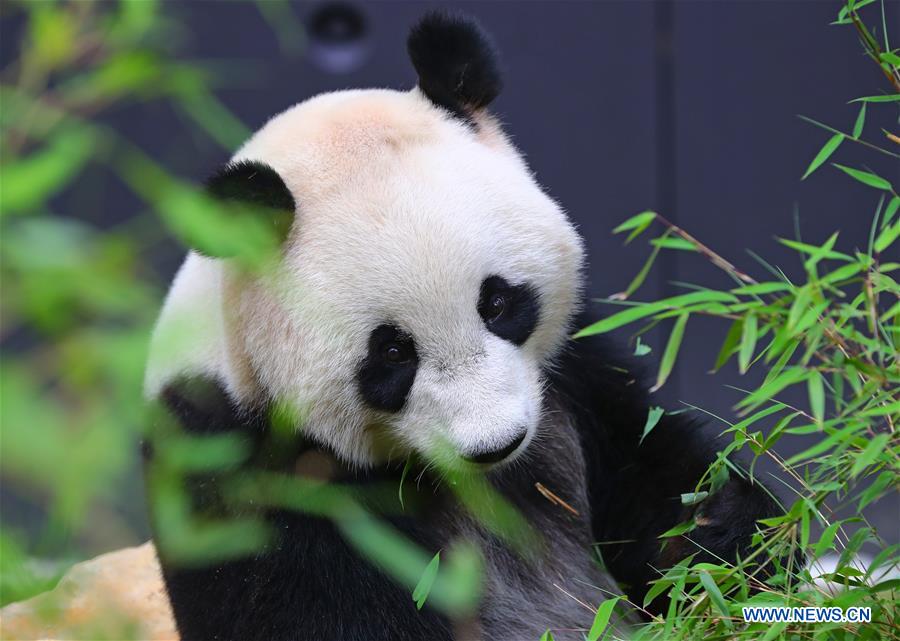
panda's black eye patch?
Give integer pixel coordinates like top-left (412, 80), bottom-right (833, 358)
top-left (478, 276), bottom-right (540, 346)
top-left (357, 325), bottom-right (419, 413)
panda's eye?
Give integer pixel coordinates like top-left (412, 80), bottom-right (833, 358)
top-left (477, 276), bottom-right (541, 346)
top-left (358, 324), bottom-right (419, 413)
top-left (486, 293), bottom-right (507, 321)
top-left (383, 342), bottom-right (412, 364)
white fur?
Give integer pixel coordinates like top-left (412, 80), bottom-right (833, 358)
top-left (146, 88), bottom-right (584, 467)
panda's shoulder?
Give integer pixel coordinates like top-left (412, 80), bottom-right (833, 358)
top-left (546, 308), bottom-right (652, 428)
top-left (546, 307), bottom-right (717, 464)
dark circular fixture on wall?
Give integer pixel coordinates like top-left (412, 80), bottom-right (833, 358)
top-left (306, 2), bottom-right (370, 74)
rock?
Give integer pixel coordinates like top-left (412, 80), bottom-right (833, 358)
top-left (0, 542), bottom-right (178, 641)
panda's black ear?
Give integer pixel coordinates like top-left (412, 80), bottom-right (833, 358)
top-left (407, 11), bottom-right (502, 123)
top-left (201, 160), bottom-right (296, 257)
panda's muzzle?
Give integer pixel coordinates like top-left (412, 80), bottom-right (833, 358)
top-left (462, 430), bottom-right (527, 465)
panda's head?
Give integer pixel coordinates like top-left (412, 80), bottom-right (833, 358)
top-left (157, 13), bottom-right (584, 469)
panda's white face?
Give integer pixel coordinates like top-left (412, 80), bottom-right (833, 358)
top-left (161, 89), bottom-right (583, 468)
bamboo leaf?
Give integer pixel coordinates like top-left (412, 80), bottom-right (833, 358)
top-left (832, 164), bottom-right (893, 190)
top-left (881, 300), bottom-right (900, 322)
top-left (412, 552), bottom-right (441, 610)
top-left (783, 422), bottom-right (864, 466)
top-left (618, 236), bottom-right (665, 298)
top-left (788, 286), bottom-right (812, 329)
top-left (859, 472), bottom-right (893, 510)
top-left (586, 596), bottom-right (622, 641)
top-left (737, 367), bottom-right (808, 411)
top-left (613, 211), bottom-right (657, 244)
top-left (738, 313), bottom-right (757, 374)
top-left (802, 133), bottom-right (843, 179)
top-left (642, 577), bottom-right (675, 608)
top-left (763, 411), bottom-right (800, 451)
top-left (834, 0), bottom-right (877, 23)
top-left (575, 291), bottom-right (733, 338)
top-left (574, 305), bottom-right (662, 338)
top-left (681, 491), bottom-right (708, 506)
top-left (852, 102), bottom-right (867, 138)
top-left (729, 404), bottom-right (788, 436)
top-left (634, 337), bottom-right (652, 357)
top-left (641, 406), bottom-right (665, 444)
top-left (800, 506), bottom-right (811, 551)
top-left (874, 219), bottom-right (900, 254)
top-left (803, 232), bottom-right (840, 271)
top-left (613, 210), bottom-right (657, 234)
top-left (699, 571), bottom-right (730, 618)
top-left (808, 370), bottom-right (825, 423)
top-left (731, 282), bottom-right (792, 295)
top-left (659, 520), bottom-right (696, 538)
top-left (883, 196), bottom-right (900, 227)
top-left (664, 573), bottom-right (687, 637)
top-left (819, 261), bottom-right (866, 285)
top-left (814, 521), bottom-right (843, 559)
top-left (860, 401), bottom-right (900, 417)
top-left (713, 319), bottom-right (743, 372)
top-left (652, 314), bottom-right (688, 392)
top-left (649, 236), bottom-right (698, 251)
top-left (851, 434), bottom-right (890, 478)
top-left (779, 237), bottom-right (852, 262)
top-left (850, 94), bottom-right (900, 103)
top-left (764, 337), bottom-right (799, 377)
top-left (760, 623), bottom-right (788, 641)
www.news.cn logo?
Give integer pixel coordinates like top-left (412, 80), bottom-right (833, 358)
top-left (742, 606), bottom-right (872, 623)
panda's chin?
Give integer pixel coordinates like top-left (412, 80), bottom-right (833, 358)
top-left (359, 420), bottom-right (410, 466)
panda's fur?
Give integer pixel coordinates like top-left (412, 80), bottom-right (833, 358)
top-left (144, 12), bottom-right (781, 641)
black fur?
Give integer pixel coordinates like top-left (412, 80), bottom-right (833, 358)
top-left (147, 376), bottom-right (454, 641)
top-left (357, 324), bottom-right (420, 412)
top-left (407, 11), bottom-right (502, 123)
top-left (161, 506), bottom-right (455, 641)
top-left (201, 160), bottom-right (296, 256)
top-left (478, 276), bottom-right (540, 346)
top-left (548, 307), bottom-right (783, 612)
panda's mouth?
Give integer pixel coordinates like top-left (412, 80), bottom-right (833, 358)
top-left (461, 430), bottom-right (528, 465)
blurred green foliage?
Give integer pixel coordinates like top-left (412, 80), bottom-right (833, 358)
top-left (2, 1), bottom-right (182, 606)
top-left (0, 1), bottom-right (496, 632)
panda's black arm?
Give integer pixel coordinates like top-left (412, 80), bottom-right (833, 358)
top-left (548, 320), bottom-right (782, 613)
top-left (144, 376), bottom-right (454, 641)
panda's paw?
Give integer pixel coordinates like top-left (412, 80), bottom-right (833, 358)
top-left (655, 479), bottom-right (772, 576)
top-left (689, 477), bottom-right (781, 561)
top-left (159, 375), bottom-right (243, 435)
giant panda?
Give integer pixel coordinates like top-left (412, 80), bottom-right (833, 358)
top-left (143, 12), bottom-right (782, 641)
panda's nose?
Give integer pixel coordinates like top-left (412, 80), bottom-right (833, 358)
top-left (463, 430), bottom-right (527, 464)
